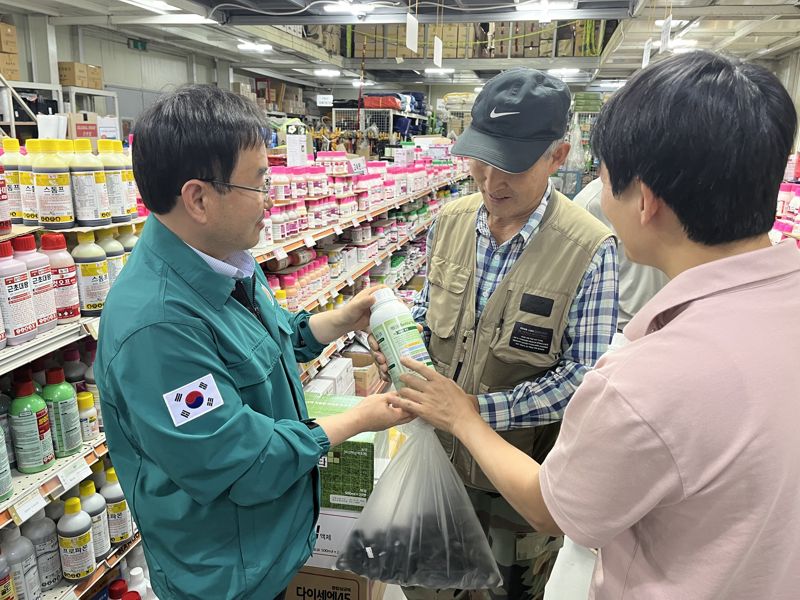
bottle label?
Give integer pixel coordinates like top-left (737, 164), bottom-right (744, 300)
top-left (11, 408), bottom-right (54, 469)
top-left (0, 172), bottom-right (9, 224)
top-left (106, 255), bottom-right (125, 287)
top-left (29, 266), bottom-right (57, 328)
top-left (107, 499), bottom-right (132, 543)
top-left (58, 530), bottom-right (95, 580)
top-left (372, 313), bottom-right (434, 390)
top-left (0, 432), bottom-right (11, 496)
top-left (86, 382), bottom-right (103, 430)
top-left (0, 414), bottom-right (15, 466)
top-left (80, 413), bottom-right (99, 442)
top-left (72, 171), bottom-right (112, 221)
top-left (33, 532), bottom-right (62, 589)
top-left (5, 170), bottom-right (21, 221)
top-left (10, 553), bottom-right (40, 600)
top-left (19, 170), bottom-right (37, 221)
top-left (76, 261), bottom-right (110, 313)
top-left (49, 396), bottom-right (82, 455)
top-left (105, 171), bottom-right (127, 218)
top-left (0, 271), bottom-right (37, 338)
top-left (34, 173), bottom-right (74, 224)
top-left (0, 572), bottom-right (14, 600)
top-left (51, 265), bottom-right (81, 321)
top-left (94, 171), bottom-right (112, 216)
top-left (90, 508), bottom-right (111, 556)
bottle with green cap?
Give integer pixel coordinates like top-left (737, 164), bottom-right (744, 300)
top-left (95, 229), bottom-right (125, 287)
top-left (42, 368), bottom-right (82, 458)
top-left (79, 480), bottom-right (110, 560)
top-left (10, 380), bottom-right (55, 474)
top-left (71, 231), bottom-right (110, 317)
top-left (101, 468), bottom-right (132, 546)
top-left (32, 139), bottom-right (75, 230)
top-left (97, 140), bottom-right (130, 223)
top-left (71, 139), bottom-right (111, 227)
top-left (57, 497), bottom-right (95, 581)
top-left (1, 138), bottom-right (23, 224)
top-left (20, 139), bottom-right (38, 226)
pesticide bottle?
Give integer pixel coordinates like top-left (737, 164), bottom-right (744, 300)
top-left (0, 391), bottom-right (15, 470)
top-left (77, 392), bottom-right (99, 443)
top-left (57, 498), bottom-right (95, 581)
top-left (1, 138), bottom-right (23, 224)
top-left (119, 141), bottom-right (138, 218)
top-left (369, 288), bottom-right (434, 390)
top-left (79, 480), bottom-right (110, 560)
top-left (0, 427), bottom-right (12, 502)
top-left (19, 140), bottom-right (38, 226)
top-left (10, 381), bottom-right (54, 474)
top-left (0, 555), bottom-right (15, 600)
top-left (109, 579), bottom-right (127, 599)
top-left (97, 140), bottom-right (130, 224)
top-left (39, 233), bottom-right (81, 324)
top-left (71, 139), bottom-right (111, 227)
top-left (57, 140), bottom-right (74, 167)
top-left (0, 525), bottom-right (41, 600)
top-left (32, 139), bottom-right (74, 230)
top-left (62, 349), bottom-right (87, 392)
top-left (0, 150), bottom-right (11, 236)
top-left (0, 240), bottom-right (37, 346)
top-left (71, 232), bottom-right (110, 317)
top-left (101, 468), bottom-right (132, 546)
top-left (84, 358), bottom-right (102, 433)
top-left (42, 368), bottom-right (82, 458)
top-left (114, 225), bottom-right (138, 265)
top-left (20, 509), bottom-right (62, 591)
top-left (95, 230), bottom-right (125, 287)
top-left (127, 567), bottom-right (147, 598)
top-left (12, 235), bottom-right (57, 334)
top-left (90, 460), bottom-right (105, 490)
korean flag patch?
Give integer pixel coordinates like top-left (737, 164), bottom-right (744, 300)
top-left (163, 373), bottom-right (224, 427)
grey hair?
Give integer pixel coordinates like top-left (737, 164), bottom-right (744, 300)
top-left (542, 138), bottom-right (565, 158)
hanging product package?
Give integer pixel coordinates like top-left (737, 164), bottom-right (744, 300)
top-left (336, 419), bottom-right (502, 588)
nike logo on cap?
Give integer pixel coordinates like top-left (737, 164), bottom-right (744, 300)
top-left (489, 108), bottom-right (520, 118)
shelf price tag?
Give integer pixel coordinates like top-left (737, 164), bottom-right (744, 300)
top-left (351, 218), bottom-right (360, 229)
top-left (346, 277), bottom-right (355, 287)
top-left (366, 215), bottom-right (373, 222)
top-left (375, 258), bottom-right (382, 266)
top-left (304, 235), bottom-right (316, 248)
top-left (307, 366), bottom-right (318, 379)
top-left (334, 225), bottom-right (344, 235)
top-left (335, 339), bottom-right (346, 351)
top-left (82, 318), bottom-right (100, 340)
top-left (58, 458), bottom-right (93, 493)
top-left (9, 489), bottom-right (47, 525)
top-left (347, 331), bottom-right (356, 340)
top-left (319, 355), bottom-right (331, 368)
top-left (273, 247), bottom-right (289, 261)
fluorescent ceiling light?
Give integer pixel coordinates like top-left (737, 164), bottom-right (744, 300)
top-left (424, 67), bottom-right (454, 74)
top-left (352, 79), bottom-right (376, 87)
top-left (655, 19), bottom-right (688, 28)
top-left (548, 68), bottom-right (580, 75)
top-left (238, 41), bottom-right (273, 52)
top-left (117, 0), bottom-right (178, 14)
top-left (323, 1), bottom-right (375, 14)
top-left (315, 69), bottom-right (341, 77)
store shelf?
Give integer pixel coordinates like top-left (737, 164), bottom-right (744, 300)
top-left (61, 86), bottom-right (114, 97)
top-left (389, 110), bottom-right (428, 121)
top-left (59, 216), bottom-right (147, 234)
top-left (0, 435), bottom-right (108, 530)
top-left (0, 224), bottom-right (43, 242)
top-left (42, 532), bottom-right (142, 600)
top-left (0, 317), bottom-right (99, 377)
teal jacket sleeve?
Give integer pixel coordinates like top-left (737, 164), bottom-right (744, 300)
top-left (285, 310), bottom-right (327, 363)
top-left (102, 321), bottom-right (330, 507)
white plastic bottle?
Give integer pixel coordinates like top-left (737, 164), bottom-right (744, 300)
top-left (119, 141), bottom-right (138, 218)
top-left (61, 349), bottom-right (86, 392)
top-left (0, 240), bottom-right (37, 346)
top-left (19, 140), bottom-right (39, 226)
top-left (285, 203), bottom-right (298, 238)
top-left (32, 139), bottom-right (75, 230)
top-left (12, 235), bottom-right (57, 333)
top-left (79, 480), bottom-right (111, 560)
top-left (84, 360), bottom-right (102, 433)
top-left (101, 468), bottom-right (133, 546)
top-left (271, 206), bottom-right (285, 242)
top-left (20, 509), bottom-right (62, 591)
top-left (90, 461), bottom-right (106, 490)
top-left (114, 225), bottom-right (138, 265)
top-left (262, 211), bottom-right (273, 247)
top-left (127, 567), bottom-right (147, 598)
top-left (369, 288), bottom-right (434, 390)
top-left (0, 525), bottom-right (42, 600)
top-left (71, 232), bottom-right (110, 317)
top-left (0, 391), bottom-right (15, 470)
top-left (39, 233), bottom-right (81, 324)
top-left (97, 140), bottom-right (130, 224)
top-left (95, 230), bottom-right (125, 287)
top-left (57, 497), bottom-right (95, 581)
top-left (77, 392), bottom-right (100, 442)
top-left (0, 427), bottom-right (12, 502)
top-left (1, 138), bottom-right (23, 224)
top-left (70, 139), bottom-right (112, 228)
top-left (0, 554), bottom-right (15, 600)
top-left (44, 500), bottom-right (64, 524)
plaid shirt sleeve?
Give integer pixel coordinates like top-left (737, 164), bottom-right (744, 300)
top-left (410, 220), bottom-right (437, 344)
top-left (477, 237), bottom-right (619, 430)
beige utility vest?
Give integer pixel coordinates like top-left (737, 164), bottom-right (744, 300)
top-left (426, 190), bottom-right (612, 492)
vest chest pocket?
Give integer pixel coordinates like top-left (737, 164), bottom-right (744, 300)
top-left (426, 256), bottom-right (471, 339)
top-left (226, 335), bottom-right (282, 410)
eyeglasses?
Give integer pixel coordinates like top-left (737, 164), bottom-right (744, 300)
top-left (199, 176), bottom-right (271, 198)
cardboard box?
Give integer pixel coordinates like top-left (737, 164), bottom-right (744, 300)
top-left (0, 23), bottom-right (17, 54)
top-left (539, 39), bottom-right (554, 57)
top-left (316, 357), bottom-right (354, 395)
top-left (305, 393), bottom-right (376, 512)
top-left (557, 39), bottom-right (574, 57)
top-left (232, 81), bottom-right (250, 95)
top-left (286, 566), bottom-right (386, 600)
top-left (86, 64), bottom-right (103, 89)
top-left (0, 52), bottom-right (19, 81)
top-left (67, 111), bottom-right (98, 145)
top-left (306, 508), bottom-right (361, 569)
top-left (58, 62), bottom-right (88, 87)
top-left (342, 351), bottom-right (381, 397)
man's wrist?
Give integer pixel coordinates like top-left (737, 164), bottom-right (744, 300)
top-left (453, 409), bottom-right (487, 442)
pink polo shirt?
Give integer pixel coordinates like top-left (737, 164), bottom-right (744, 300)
top-left (539, 241), bottom-right (800, 600)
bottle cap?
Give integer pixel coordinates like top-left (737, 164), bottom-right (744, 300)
top-left (46, 368), bottom-right (66, 385)
top-left (31, 509), bottom-right (46, 521)
top-left (106, 467), bottom-right (119, 484)
top-left (79, 480), bottom-right (96, 496)
top-left (1, 526), bottom-right (20, 541)
top-left (25, 139), bottom-right (39, 153)
top-left (122, 593), bottom-right (141, 600)
top-left (275, 289), bottom-right (286, 300)
top-left (118, 225), bottom-right (134, 235)
top-left (0, 241), bottom-right (13, 258)
top-left (97, 139), bottom-right (114, 153)
top-left (109, 580), bottom-right (128, 599)
top-left (76, 231), bottom-right (96, 244)
top-left (1, 138), bottom-right (19, 153)
top-left (11, 234), bottom-right (36, 253)
top-left (91, 461), bottom-right (104, 474)
top-left (40, 233), bottom-right (68, 251)
top-left (129, 567), bottom-right (144, 583)
top-left (58, 139), bottom-right (74, 153)
top-left (371, 288), bottom-right (395, 306)
top-left (14, 380), bottom-right (34, 397)
top-left (64, 348), bottom-right (80, 361)
top-left (113, 140), bottom-right (124, 152)
top-left (64, 497), bottom-right (82, 515)
top-left (74, 139), bottom-right (93, 153)
top-left (40, 139), bottom-right (59, 154)
top-left (78, 392), bottom-right (95, 411)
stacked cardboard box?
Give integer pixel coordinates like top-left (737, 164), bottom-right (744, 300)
top-left (0, 23), bottom-right (19, 80)
top-left (469, 24), bottom-right (489, 58)
top-left (86, 65), bottom-right (103, 89)
top-left (353, 25), bottom-right (379, 58)
top-left (58, 62), bottom-right (88, 87)
top-left (386, 25), bottom-right (426, 59)
top-left (322, 25), bottom-right (341, 54)
top-left (286, 566), bottom-right (385, 600)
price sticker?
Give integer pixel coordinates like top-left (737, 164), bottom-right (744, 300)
top-left (346, 277), bottom-right (355, 287)
top-left (10, 489), bottom-right (46, 525)
top-left (273, 247), bottom-right (289, 261)
top-left (366, 215), bottom-right (373, 222)
top-left (58, 458), bottom-right (93, 493)
top-left (375, 258), bottom-right (382, 266)
top-left (307, 366), bottom-right (318, 379)
top-left (320, 355), bottom-right (331, 368)
top-left (347, 331), bottom-right (356, 340)
top-left (304, 235), bottom-right (316, 248)
top-left (351, 218), bottom-right (360, 228)
top-left (335, 339), bottom-right (345, 351)
top-left (334, 225), bottom-right (344, 235)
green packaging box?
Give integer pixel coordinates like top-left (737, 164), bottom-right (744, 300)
top-left (305, 393), bottom-right (375, 512)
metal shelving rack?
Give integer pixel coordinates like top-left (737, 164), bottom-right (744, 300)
top-left (0, 75), bottom-right (63, 138)
top-left (62, 86), bottom-right (120, 137)
top-left (332, 108), bottom-right (427, 135)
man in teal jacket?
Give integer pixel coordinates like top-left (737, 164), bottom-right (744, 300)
top-left (96, 85), bottom-right (409, 600)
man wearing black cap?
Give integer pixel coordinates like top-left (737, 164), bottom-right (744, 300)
top-left (406, 69), bottom-right (618, 599)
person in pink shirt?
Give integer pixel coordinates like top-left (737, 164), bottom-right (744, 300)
top-left (392, 50), bottom-right (800, 599)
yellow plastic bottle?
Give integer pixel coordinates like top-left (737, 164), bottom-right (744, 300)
top-left (0, 138), bottom-right (23, 224)
top-left (33, 139), bottom-right (75, 230)
top-left (97, 140), bottom-right (130, 223)
top-left (71, 231), bottom-right (110, 317)
top-left (71, 140), bottom-right (112, 227)
top-left (118, 141), bottom-right (138, 217)
top-left (58, 139), bottom-right (75, 167)
top-left (20, 139), bottom-right (39, 225)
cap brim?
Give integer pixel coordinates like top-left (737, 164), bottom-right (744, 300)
top-left (451, 126), bottom-right (555, 174)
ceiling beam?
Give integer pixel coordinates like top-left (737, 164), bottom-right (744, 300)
top-left (746, 34), bottom-right (800, 59)
top-left (714, 17), bottom-right (780, 50)
top-left (668, 5), bottom-right (800, 19)
top-left (340, 57), bottom-right (601, 70)
top-left (0, 0), bottom-right (60, 16)
top-left (226, 8), bottom-right (629, 26)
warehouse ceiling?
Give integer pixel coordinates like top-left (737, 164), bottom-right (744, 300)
top-left (5, 0), bottom-right (800, 89)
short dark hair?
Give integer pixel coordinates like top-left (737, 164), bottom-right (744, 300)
top-left (132, 85), bottom-right (269, 214)
top-left (592, 50), bottom-right (797, 245)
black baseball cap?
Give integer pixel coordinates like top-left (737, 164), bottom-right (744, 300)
top-left (452, 68), bottom-right (571, 174)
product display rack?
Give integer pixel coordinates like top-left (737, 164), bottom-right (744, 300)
top-left (332, 108), bottom-right (427, 135)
